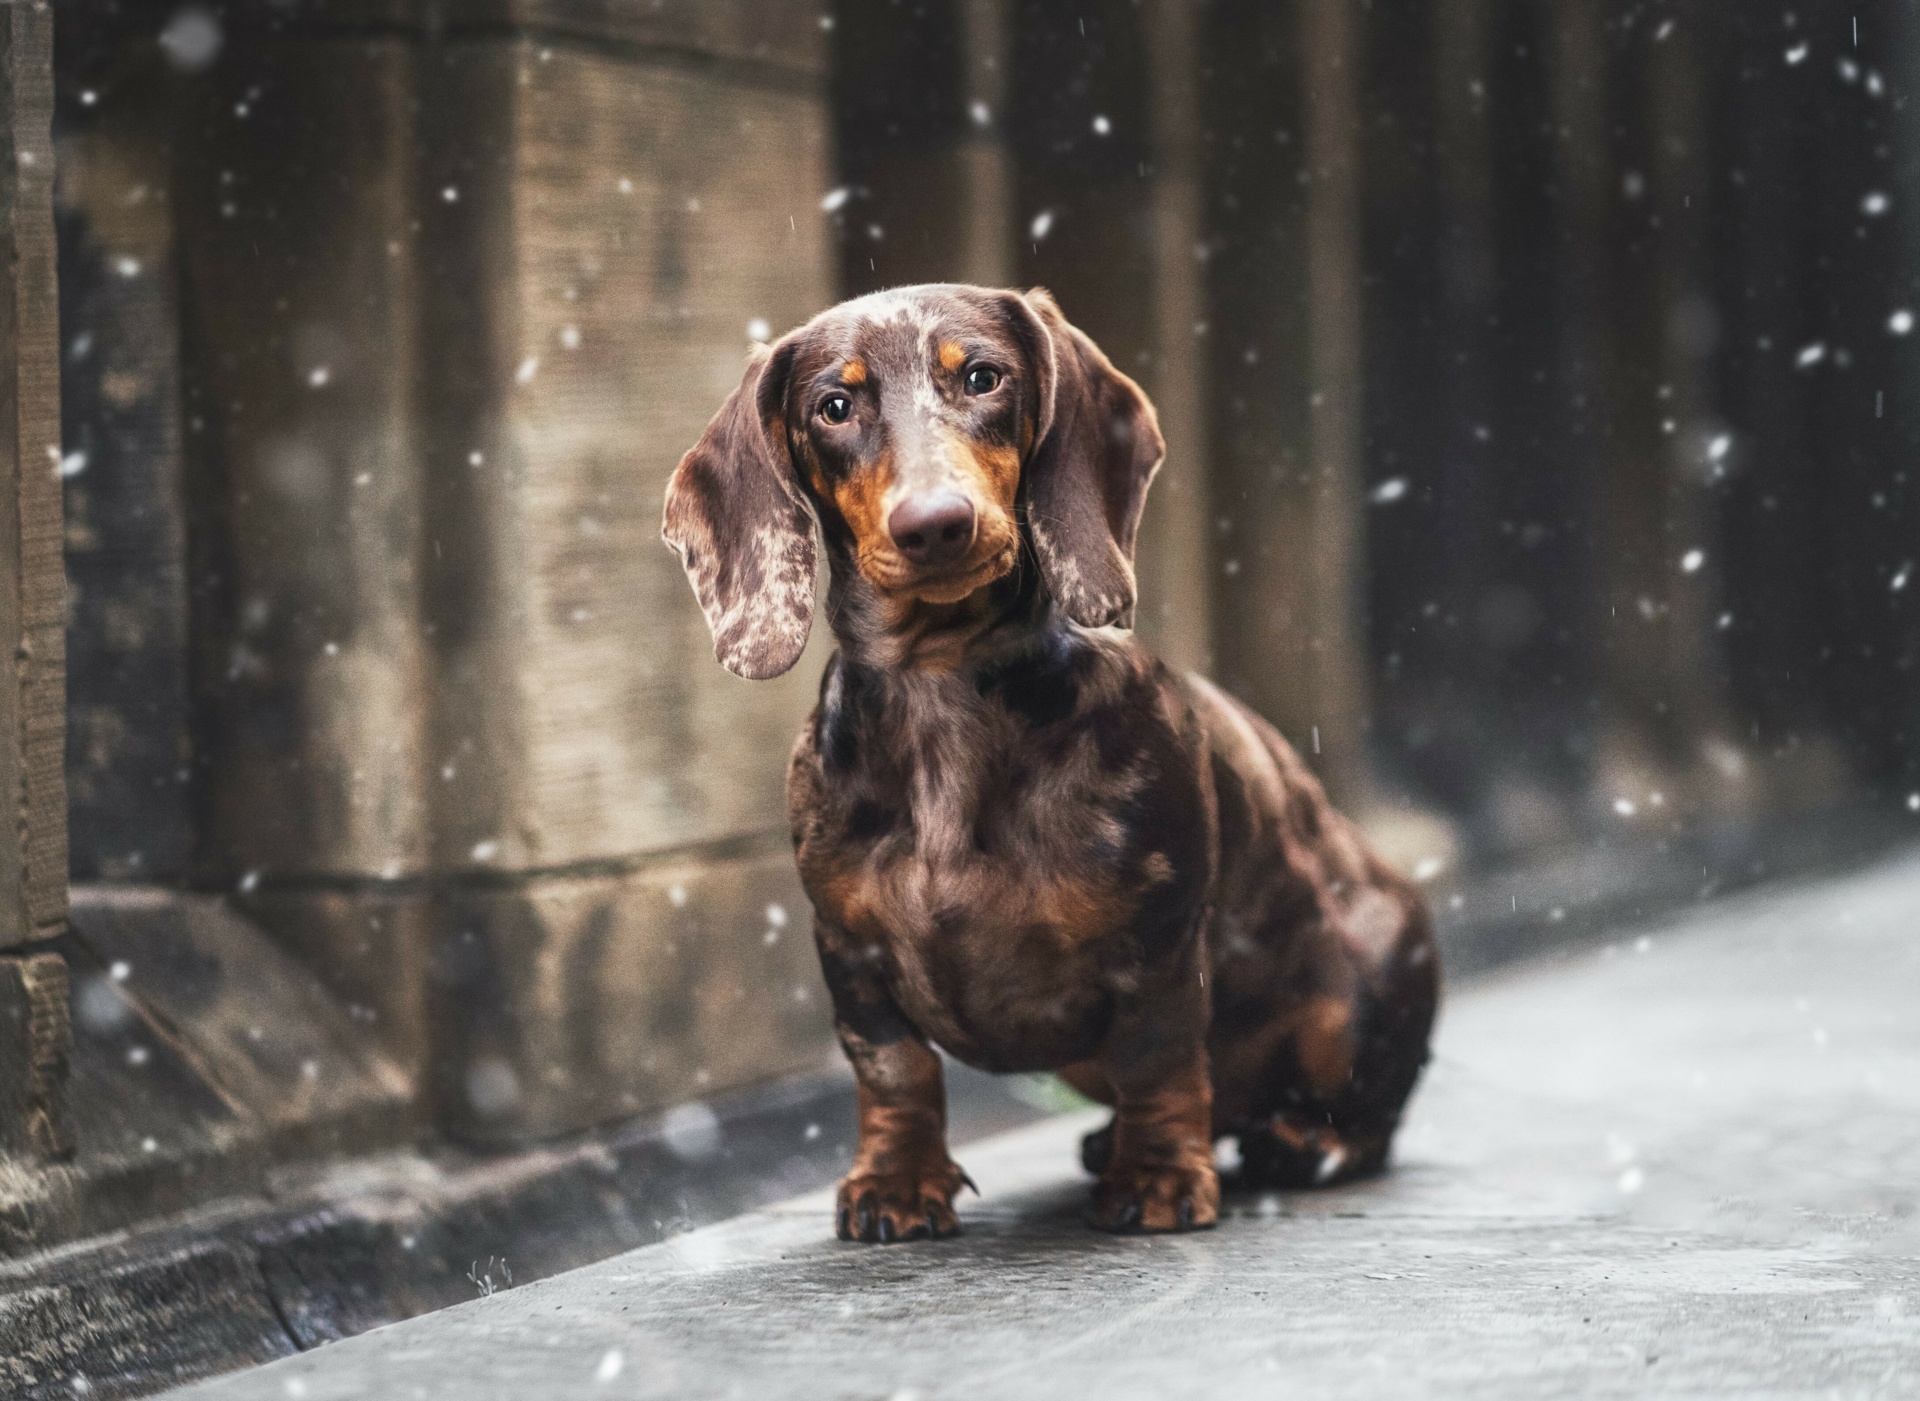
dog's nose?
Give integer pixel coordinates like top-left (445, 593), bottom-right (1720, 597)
top-left (888, 491), bottom-right (976, 567)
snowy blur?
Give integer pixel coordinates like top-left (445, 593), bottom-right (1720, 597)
top-left (40, 0), bottom-right (1920, 1232)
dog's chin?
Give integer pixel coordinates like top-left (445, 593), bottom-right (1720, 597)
top-left (864, 545), bottom-right (1017, 608)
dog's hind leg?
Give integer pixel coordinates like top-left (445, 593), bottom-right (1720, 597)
top-left (1237, 1114), bottom-right (1391, 1188)
top-left (1235, 909), bottom-right (1437, 1191)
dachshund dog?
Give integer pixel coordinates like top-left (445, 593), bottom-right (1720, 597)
top-left (664, 285), bottom-right (1438, 1242)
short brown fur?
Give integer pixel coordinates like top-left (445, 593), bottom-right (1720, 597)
top-left (664, 285), bottom-right (1439, 1242)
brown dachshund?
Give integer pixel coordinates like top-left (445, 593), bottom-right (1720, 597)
top-left (664, 285), bottom-right (1438, 1242)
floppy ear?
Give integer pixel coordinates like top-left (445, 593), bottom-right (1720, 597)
top-left (1005, 289), bottom-right (1166, 630)
top-left (662, 340), bottom-right (818, 680)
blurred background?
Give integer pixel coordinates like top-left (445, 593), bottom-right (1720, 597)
top-left (4, 0), bottom-right (1919, 1385)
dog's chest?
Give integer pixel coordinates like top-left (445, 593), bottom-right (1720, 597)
top-left (814, 742), bottom-right (1137, 944)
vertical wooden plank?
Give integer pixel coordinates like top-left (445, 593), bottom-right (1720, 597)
top-left (1132, 0), bottom-right (1211, 675)
top-left (1897, 0), bottom-right (1920, 786)
top-left (55, 52), bottom-right (195, 882)
top-left (1644, 1), bottom-right (1735, 776)
top-left (1593, 2), bottom-right (1743, 818)
top-left (829, 0), bottom-right (965, 294)
top-left (1547, 0), bottom-right (1610, 754)
top-left (1429, 0), bottom-right (1494, 717)
top-left (1292, 0), bottom-right (1368, 801)
top-left (0, 0), bottom-right (67, 947)
top-left (175, 36), bottom-right (431, 887)
top-left (956, 0), bottom-right (1013, 288)
top-left (1202, 4), bottom-right (1308, 747)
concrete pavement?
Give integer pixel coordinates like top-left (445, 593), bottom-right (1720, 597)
top-left (164, 849), bottom-right (1920, 1399)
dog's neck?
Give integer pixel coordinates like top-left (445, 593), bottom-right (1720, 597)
top-left (821, 534), bottom-right (1060, 677)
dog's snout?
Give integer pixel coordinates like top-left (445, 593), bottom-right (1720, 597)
top-left (888, 491), bottom-right (976, 568)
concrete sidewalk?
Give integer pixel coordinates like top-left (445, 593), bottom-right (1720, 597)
top-left (167, 851), bottom-right (1920, 1400)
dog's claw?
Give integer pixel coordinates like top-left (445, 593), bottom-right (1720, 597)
top-left (1089, 1153), bottom-right (1220, 1233)
top-left (834, 1161), bottom-right (968, 1245)
top-left (958, 1167), bottom-right (980, 1197)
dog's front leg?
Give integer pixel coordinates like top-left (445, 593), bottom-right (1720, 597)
top-left (816, 925), bottom-right (970, 1243)
top-left (1087, 939), bottom-right (1219, 1233)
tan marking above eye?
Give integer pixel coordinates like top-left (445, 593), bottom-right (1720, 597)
top-left (938, 341), bottom-right (967, 373)
top-left (841, 357), bottom-right (868, 386)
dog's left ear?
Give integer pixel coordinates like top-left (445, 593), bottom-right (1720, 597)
top-left (1000, 288), bottom-right (1166, 630)
top-left (662, 338), bottom-right (818, 680)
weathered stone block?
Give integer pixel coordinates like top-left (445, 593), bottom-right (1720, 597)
top-left (416, 35), bottom-right (832, 873)
top-left (0, 1239), bottom-right (294, 1396)
top-left (427, 848), bottom-right (833, 1144)
top-left (70, 888), bottom-right (414, 1152)
top-left (0, 950), bottom-right (71, 1160)
top-left (164, 10), bottom-right (841, 1147)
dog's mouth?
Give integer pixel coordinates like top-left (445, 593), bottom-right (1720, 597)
top-left (858, 527), bottom-right (1020, 605)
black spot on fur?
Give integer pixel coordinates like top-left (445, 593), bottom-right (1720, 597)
top-left (848, 799), bottom-right (899, 842)
top-left (819, 658), bottom-right (884, 773)
top-left (975, 625), bottom-right (1091, 728)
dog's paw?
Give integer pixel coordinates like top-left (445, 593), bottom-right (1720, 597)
top-left (1087, 1156), bottom-right (1219, 1233)
top-left (835, 1158), bottom-right (972, 1244)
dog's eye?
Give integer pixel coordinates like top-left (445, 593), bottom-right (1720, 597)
top-left (819, 394), bottom-right (852, 425)
top-left (963, 365), bottom-right (1001, 396)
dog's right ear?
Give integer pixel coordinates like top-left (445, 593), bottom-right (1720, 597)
top-left (662, 339), bottom-right (818, 680)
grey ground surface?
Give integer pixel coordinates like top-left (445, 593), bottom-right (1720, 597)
top-left (167, 851), bottom-right (1920, 1400)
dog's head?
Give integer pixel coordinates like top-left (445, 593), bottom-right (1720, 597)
top-left (663, 285), bottom-right (1164, 678)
